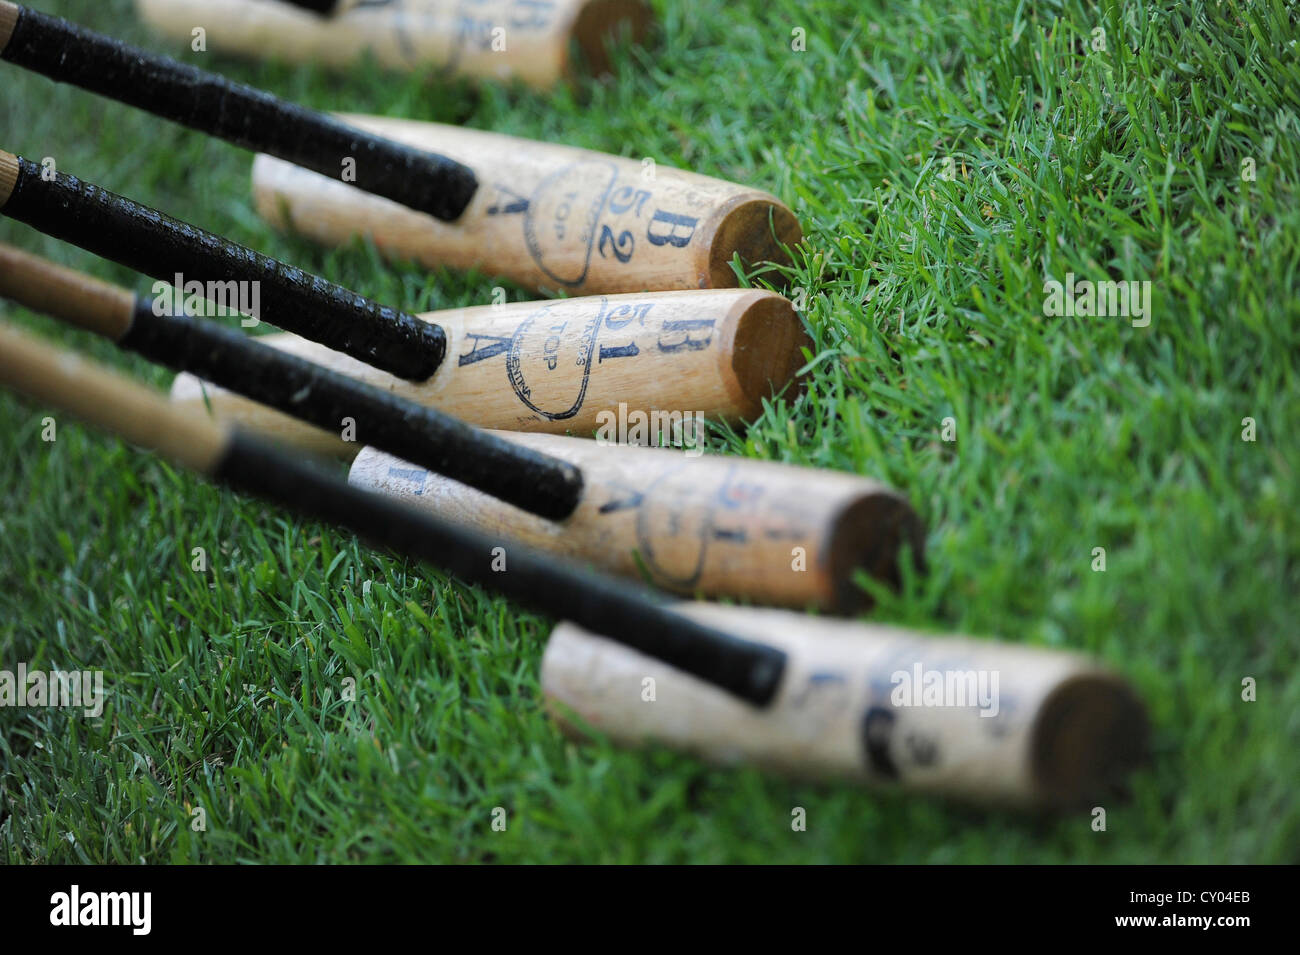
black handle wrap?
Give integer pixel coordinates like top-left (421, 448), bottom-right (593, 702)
top-left (279, 0), bottom-right (341, 12)
top-left (0, 155), bottom-right (445, 381)
top-left (214, 429), bottom-right (787, 706)
top-left (1, 4), bottom-right (476, 221)
top-left (122, 297), bottom-right (583, 520)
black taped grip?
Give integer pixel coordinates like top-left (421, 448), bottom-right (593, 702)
top-left (278, 0), bottom-right (342, 13)
top-left (1, 4), bottom-right (477, 220)
top-left (0, 157), bottom-right (445, 381)
top-left (122, 299), bottom-right (583, 520)
top-left (214, 430), bottom-right (788, 707)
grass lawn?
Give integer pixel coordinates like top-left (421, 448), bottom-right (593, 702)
top-left (1, 0), bottom-right (1297, 863)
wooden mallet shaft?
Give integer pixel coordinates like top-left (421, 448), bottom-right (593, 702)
top-left (0, 1), bottom-right (476, 220)
top-left (0, 149), bottom-right (443, 381)
top-left (0, 320), bottom-right (786, 705)
top-left (0, 242), bottom-right (582, 519)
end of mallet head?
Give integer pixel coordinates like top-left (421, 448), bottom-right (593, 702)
top-left (565, 0), bottom-right (656, 78)
top-left (1029, 671), bottom-right (1150, 809)
top-left (724, 288), bottom-right (811, 420)
top-left (826, 487), bottom-right (927, 612)
top-left (702, 194), bottom-right (805, 292)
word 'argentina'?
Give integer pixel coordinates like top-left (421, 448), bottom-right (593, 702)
top-left (594, 402), bottom-right (706, 456)
top-left (1043, 272), bottom-right (1151, 327)
top-left (50, 885), bottom-right (151, 935)
top-left (152, 274), bottom-right (261, 322)
top-left (0, 664), bottom-right (103, 717)
top-left (890, 663), bottom-right (1000, 717)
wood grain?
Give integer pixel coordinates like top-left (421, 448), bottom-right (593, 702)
top-left (543, 604), bottom-right (1149, 807)
top-left (169, 288), bottom-right (807, 446)
top-left (0, 149), bottom-right (18, 206)
top-left (252, 114), bottom-right (803, 295)
top-left (134, 0), bottom-right (652, 88)
top-left (349, 433), bottom-right (923, 610)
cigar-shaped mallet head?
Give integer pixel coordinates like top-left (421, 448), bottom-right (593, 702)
top-left (350, 434), bottom-right (923, 611)
top-left (253, 115), bottom-right (803, 296)
top-left (543, 604), bottom-right (1149, 808)
top-left (135, 0), bottom-right (654, 88)
top-left (168, 289), bottom-right (809, 445)
top-left (567, 0), bottom-right (656, 77)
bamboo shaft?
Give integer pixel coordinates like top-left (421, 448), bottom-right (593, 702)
top-left (0, 242), bottom-right (135, 339)
top-left (0, 320), bottom-right (230, 473)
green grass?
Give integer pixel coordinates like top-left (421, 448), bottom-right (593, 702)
top-left (2, 0), bottom-right (1298, 863)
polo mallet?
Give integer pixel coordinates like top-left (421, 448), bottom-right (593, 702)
top-left (0, 319), bottom-right (782, 705)
top-left (0, 150), bottom-right (808, 429)
top-left (0, 322), bottom-right (1148, 806)
top-left (0, 243), bottom-right (922, 611)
